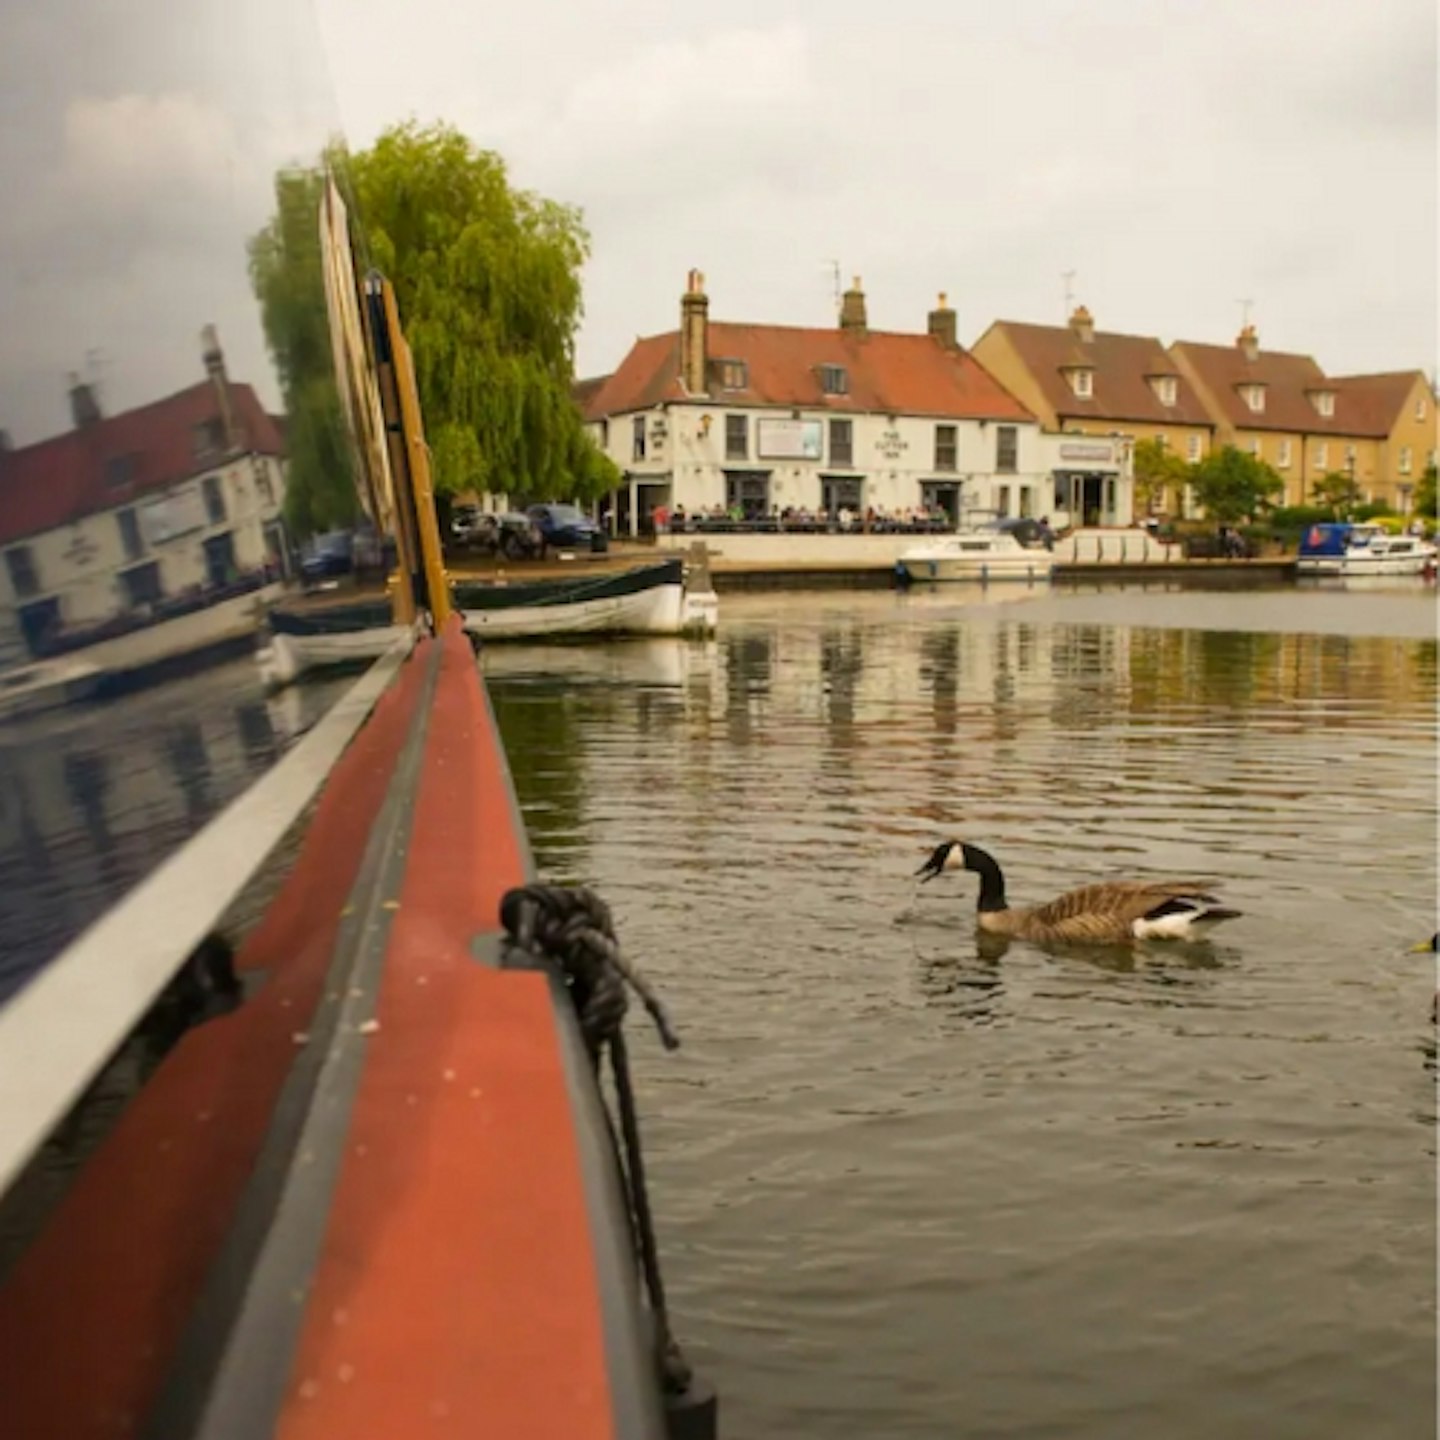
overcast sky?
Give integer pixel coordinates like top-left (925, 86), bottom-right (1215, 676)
top-left (0, 1), bottom-right (1434, 446)
top-left (314, 0), bottom-right (1437, 384)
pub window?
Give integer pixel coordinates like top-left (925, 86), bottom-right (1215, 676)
top-left (829, 418), bottom-right (853, 467)
top-left (202, 474), bottom-right (227, 525)
top-left (117, 507), bottom-right (144, 560)
top-left (716, 359), bottom-right (748, 391)
top-left (819, 365), bottom-right (848, 396)
top-left (632, 416), bottom-right (646, 461)
top-left (725, 414), bottom-right (748, 461)
top-left (996, 425), bottom-right (1018, 474)
top-left (934, 424), bottom-right (957, 471)
top-left (5, 545), bottom-right (39, 599)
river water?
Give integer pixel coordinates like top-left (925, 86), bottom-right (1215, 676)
top-left (487, 583), bottom-right (1437, 1440)
top-left (0, 582), bottom-right (1435, 1437)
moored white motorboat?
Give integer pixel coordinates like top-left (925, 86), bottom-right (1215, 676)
top-left (1297, 523), bottom-right (1437, 577)
top-left (898, 527), bottom-right (1055, 584)
top-left (257, 557), bottom-right (720, 688)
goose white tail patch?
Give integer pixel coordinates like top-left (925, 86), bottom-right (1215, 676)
top-left (1132, 901), bottom-right (1239, 940)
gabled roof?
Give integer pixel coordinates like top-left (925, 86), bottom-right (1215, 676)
top-left (980, 320), bottom-right (1212, 427)
top-left (0, 381), bottom-right (284, 547)
top-left (1327, 370), bottom-right (1431, 437)
top-left (584, 322), bottom-right (1031, 423)
top-left (1168, 340), bottom-right (1375, 436)
top-left (570, 374), bottom-right (610, 415)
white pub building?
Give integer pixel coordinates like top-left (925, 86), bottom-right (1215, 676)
top-left (582, 274), bottom-right (1128, 535)
top-left (0, 328), bottom-right (288, 660)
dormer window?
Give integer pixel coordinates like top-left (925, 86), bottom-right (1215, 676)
top-left (105, 453), bottom-right (136, 489)
top-left (1150, 375), bottom-right (1178, 407)
top-left (715, 359), bottom-right (748, 391)
top-left (1310, 389), bottom-right (1335, 418)
top-left (1241, 383), bottom-right (1266, 414)
top-left (819, 364), bottom-right (848, 396)
top-left (1068, 368), bottom-right (1094, 399)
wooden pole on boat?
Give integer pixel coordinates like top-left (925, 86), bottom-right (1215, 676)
top-left (381, 280), bottom-right (451, 629)
top-left (366, 275), bottom-right (451, 629)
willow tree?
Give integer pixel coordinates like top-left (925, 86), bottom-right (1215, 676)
top-left (248, 166), bottom-right (360, 537)
top-left (349, 121), bottom-right (619, 502)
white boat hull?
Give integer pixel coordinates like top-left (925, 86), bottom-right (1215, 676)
top-left (899, 552), bottom-right (1055, 583)
top-left (259, 571), bottom-right (720, 688)
top-left (1297, 548), bottom-right (1436, 577)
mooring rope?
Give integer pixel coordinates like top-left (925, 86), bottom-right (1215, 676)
top-left (499, 884), bottom-right (693, 1403)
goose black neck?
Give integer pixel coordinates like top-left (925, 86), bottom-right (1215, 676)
top-left (965, 844), bottom-right (1008, 912)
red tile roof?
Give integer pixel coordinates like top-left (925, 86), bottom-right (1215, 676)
top-left (0, 381), bottom-right (284, 547)
top-left (1169, 340), bottom-right (1375, 436)
top-left (980, 321), bottom-right (1213, 427)
top-left (1327, 370), bottom-right (1431, 437)
top-left (571, 375), bottom-right (610, 413)
top-left (584, 323), bottom-right (1031, 423)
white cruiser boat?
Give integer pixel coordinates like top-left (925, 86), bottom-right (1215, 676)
top-left (898, 527), bottom-right (1055, 584)
top-left (1296, 523), bottom-right (1437, 577)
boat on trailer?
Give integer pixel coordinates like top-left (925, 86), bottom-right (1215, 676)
top-left (258, 556), bottom-right (720, 688)
top-left (1296, 522), bottom-right (1438, 576)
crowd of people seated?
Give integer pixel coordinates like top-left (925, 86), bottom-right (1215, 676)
top-left (658, 503), bottom-right (954, 535)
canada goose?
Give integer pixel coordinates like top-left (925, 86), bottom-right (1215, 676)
top-left (916, 840), bottom-right (1241, 943)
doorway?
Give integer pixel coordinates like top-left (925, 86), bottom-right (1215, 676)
top-left (202, 531), bottom-right (236, 586)
top-left (920, 481), bottom-right (961, 523)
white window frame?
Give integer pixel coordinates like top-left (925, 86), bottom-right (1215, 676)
top-left (1071, 369), bottom-right (1093, 399)
top-left (1155, 376), bottom-right (1177, 407)
top-left (1315, 441), bottom-right (1329, 470)
top-left (1186, 434), bottom-right (1202, 463)
top-left (1276, 438), bottom-right (1292, 468)
top-left (1399, 446), bottom-right (1412, 474)
top-left (1250, 436), bottom-right (1262, 458)
top-left (1243, 384), bottom-right (1266, 414)
top-left (1416, 396), bottom-right (1428, 421)
top-left (1313, 391), bottom-right (1335, 418)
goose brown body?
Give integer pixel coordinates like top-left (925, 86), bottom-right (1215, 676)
top-left (977, 878), bottom-right (1228, 943)
top-left (916, 840), bottom-right (1239, 944)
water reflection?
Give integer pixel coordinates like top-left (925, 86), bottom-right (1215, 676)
top-left (486, 590), bottom-right (1435, 1440)
top-left (0, 660), bottom-right (347, 1001)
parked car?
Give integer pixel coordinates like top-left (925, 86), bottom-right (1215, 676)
top-left (450, 503), bottom-right (483, 545)
top-left (526, 503), bottom-right (608, 554)
top-left (300, 529), bottom-right (355, 583)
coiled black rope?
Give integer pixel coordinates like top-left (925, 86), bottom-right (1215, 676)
top-left (499, 884), bottom-right (695, 1408)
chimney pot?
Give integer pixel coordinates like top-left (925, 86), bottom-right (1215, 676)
top-left (680, 271), bottom-right (710, 395)
top-left (839, 276), bottom-right (868, 334)
top-left (68, 372), bottom-right (102, 429)
top-left (1069, 305), bottom-right (1095, 344)
top-left (1236, 323), bottom-right (1260, 363)
top-left (927, 291), bottom-right (958, 350)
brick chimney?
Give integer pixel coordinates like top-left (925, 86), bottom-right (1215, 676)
top-left (68, 373), bottom-right (102, 428)
top-left (927, 291), bottom-right (957, 349)
top-left (839, 275), bottom-right (867, 334)
top-left (202, 323), bottom-right (240, 450)
top-left (679, 270), bottom-right (709, 395)
top-left (1236, 323), bottom-right (1260, 363)
top-left (1068, 305), bottom-right (1095, 345)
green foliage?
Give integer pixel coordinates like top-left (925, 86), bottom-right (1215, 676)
top-left (348, 121), bottom-right (601, 501)
top-left (248, 167), bottom-right (360, 538)
top-left (1189, 446), bottom-right (1283, 523)
top-left (1131, 437), bottom-right (1192, 514)
top-left (1416, 461), bottom-right (1437, 519)
top-left (1310, 469), bottom-right (1363, 515)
